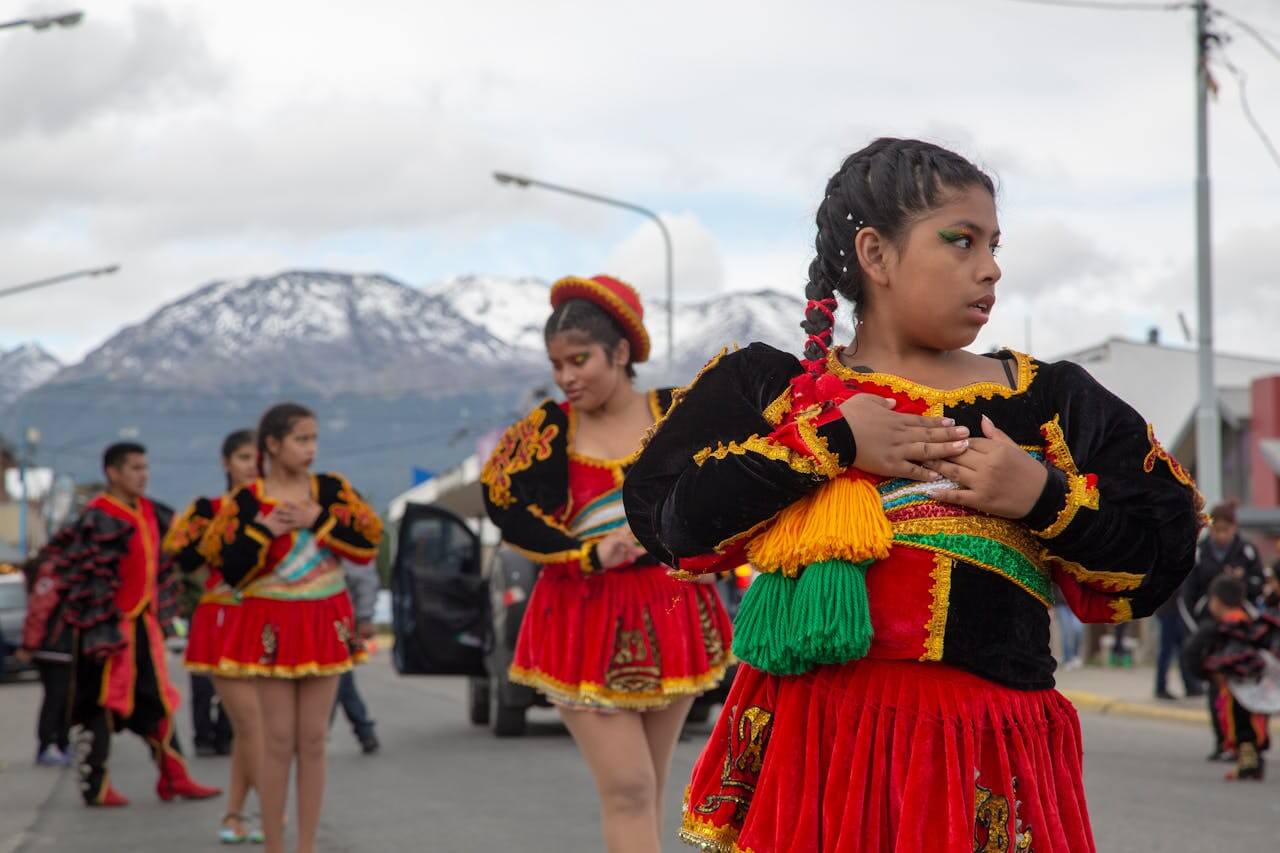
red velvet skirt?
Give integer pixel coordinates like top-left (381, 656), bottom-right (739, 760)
top-left (510, 563), bottom-right (733, 711)
top-left (213, 591), bottom-right (365, 679)
top-left (681, 659), bottom-right (1093, 853)
top-left (183, 598), bottom-right (242, 673)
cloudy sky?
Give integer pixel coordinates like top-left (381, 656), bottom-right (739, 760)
top-left (1, 0), bottom-right (1278, 365)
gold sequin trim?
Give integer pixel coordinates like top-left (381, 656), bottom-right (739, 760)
top-left (761, 389), bottom-right (792, 427)
top-left (825, 347), bottom-right (1037, 413)
top-left (1032, 472), bottom-right (1099, 540)
top-left (481, 405), bottom-right (561, 509)
top-left (1109, 597), bottom-right (1133, 623)
top-left (921, 554), bottom-right (953, 662)
top-left (692, 435), bottom-right (822, 476)
top-left (793, 404), bottom-right (843, 478)
top-left (508, 663), bottom-right (730, 710)
top-left (1043, 555), bottom-right (1145, 592)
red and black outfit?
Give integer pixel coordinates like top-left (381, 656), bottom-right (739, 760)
top-left (196, 474), bottom-right (380, 678)
top-left (20, 551), bottom-right (74, 756)
top-left (164, 496), bottom-right (243, 676)
top-left (481, 274), bottom-right (733, 711)
top-left (25, 493), bottom-right (216, 805)
top-left (625, 343), bottom-right (1203, 851)
top-left (1183, 607), bottom-right (1278, 780)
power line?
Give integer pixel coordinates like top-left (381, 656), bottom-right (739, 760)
top-left (1216, 9), bottom-right (1280, 64)
top-left (1004, 0), bottom-right (1189, 10)
top-left (1215, 50), bottom-right (1280, 170)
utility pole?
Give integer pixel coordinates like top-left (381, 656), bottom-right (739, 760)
top-left (1194, 1), bottom-right (1222, 505)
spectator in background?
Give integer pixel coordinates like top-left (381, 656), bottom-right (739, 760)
top-left (331, 562), bottom-right (380, 754)
top-left (16, 551), bottom-right (73, 766)
top-left (1154, 572), bottom-right (1203, 701)
top-left (1183, 502), bottom-right (1265, 758)
top-left (1053, 582), bottom-right (1084, 671)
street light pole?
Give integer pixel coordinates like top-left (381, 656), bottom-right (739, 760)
top-left (493, 172), bottom-right (675, 374)
top-left (0, 264), bottom-right (120, 300)
top-left (1193, 1), bottom-right (1222, 506)
top-left (17, 428), bottom-right (40, 560)
top-left (0, 11), bottom-right (84, 32)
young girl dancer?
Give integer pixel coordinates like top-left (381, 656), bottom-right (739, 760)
top-left (199, 404), bottom-right (381, 853)
top-left (625, 139), bottom-right (1203, 852)
top-left (164, 429), bottom-right (263, 843)
top-left (482, 276), bottom-right (733, 853)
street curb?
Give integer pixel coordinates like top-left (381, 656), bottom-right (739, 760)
top-left (1062, 689), bottom-right (1280, 731)
top-left (1060, 689), bottom-right (1209, 725)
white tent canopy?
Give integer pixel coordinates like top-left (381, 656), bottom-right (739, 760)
top-left (387, 454), bottom-right (484, 524)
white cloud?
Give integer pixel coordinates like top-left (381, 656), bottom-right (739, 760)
top-left (604, 214), bottom-right (727, 303)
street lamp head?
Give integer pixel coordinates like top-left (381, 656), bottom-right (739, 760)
top-left (53, 12), bottom-right (84, 27)
top-left (493, 171), bottom-right (531, 188)
top-left (96, 264), bottom-right (121, 276)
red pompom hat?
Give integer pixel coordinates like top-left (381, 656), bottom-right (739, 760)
top-left (549, 275), bottom-right (651, 364)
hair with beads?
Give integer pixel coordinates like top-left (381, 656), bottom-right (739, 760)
top-left (800, 138), bottom-right (996, 364)
top-left (257, 402), bottom-right (315, 476)
top-left (544, 299), bottom-right (636, 379)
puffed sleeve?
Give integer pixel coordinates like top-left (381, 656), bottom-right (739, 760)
top-left (198, 487), bottom-right (274, 589)
top-left (482, 400), bottom-right (606, 574)
top-left (1021, 360), bottom-right (1204, 623)
top-left (312, 473), bottom-right (382, 565)
top-left (161, 496), bottom-right (218, 574)
top-left (624, 344), bottom-right (858, 572)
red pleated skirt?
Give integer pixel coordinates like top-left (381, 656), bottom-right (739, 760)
top-left (212, 591), bottom-right (365, 679)
top-left (681, 659), bottom-right (1093, 853)
top-left (510, 564), bottom-right (733, 711)
top-left (183, 598), bottom-right (242, 673)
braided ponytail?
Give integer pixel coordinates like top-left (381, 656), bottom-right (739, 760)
top-left (799, 138), bottom-right (995, 369)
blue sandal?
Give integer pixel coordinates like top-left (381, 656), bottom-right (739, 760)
top-left (219, 814), bottom-right (248, 845)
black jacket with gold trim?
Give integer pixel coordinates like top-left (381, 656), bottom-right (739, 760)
top-left (624, 343), bottom-right (1203, 689)
top-left (482, 389), bottom-right (676, 574)
top-left (198, 473), bottom-right (382, 589)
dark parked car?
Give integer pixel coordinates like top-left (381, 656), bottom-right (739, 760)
top-left (0, 567), bottom-right (32, 679)
top-left (390, 502), bottom-right (742, 736)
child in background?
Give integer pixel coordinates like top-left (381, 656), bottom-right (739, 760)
top-left (1184, 575), bottom-right (1274, 781)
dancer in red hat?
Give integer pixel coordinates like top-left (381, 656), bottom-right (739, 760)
top-left (625, 139), bottom-right (1204, 852)
top-left (483, 275), bottom-right (733, 853)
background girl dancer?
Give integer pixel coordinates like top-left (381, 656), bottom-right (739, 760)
top-left (482, 275), bottom-right (733, 853)
top-left (626, 138), bottom-right (1203, 852)
top-left (164, 429), bottom-right (264, 844)
top-left (199, 403), bottom-right (381, 853)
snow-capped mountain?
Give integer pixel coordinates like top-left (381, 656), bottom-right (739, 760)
top-left (0, 343), bottom-right (62, 408)
top-left (49, 271), bottom-right (519, 394)
top-left (433, 275), bottom-right (854, 378)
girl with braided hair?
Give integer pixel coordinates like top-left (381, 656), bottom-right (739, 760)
top-left (481, 275), bottom-right (733, 853)
top-left (624, 138), bottom-right (1203, 851)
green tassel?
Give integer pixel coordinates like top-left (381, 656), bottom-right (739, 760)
top-left (791, 559), bottom-right (874, 665)
top-left (730, 571), bottom-right (806, 675)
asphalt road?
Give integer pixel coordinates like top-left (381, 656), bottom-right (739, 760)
top-left (1, 651), bottom-right (1277, 852)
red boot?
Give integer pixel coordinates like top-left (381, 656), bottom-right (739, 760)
top-left (89, 786), bottom-right (131, 807)
top-left (156, 749), bottom-right (221, 802)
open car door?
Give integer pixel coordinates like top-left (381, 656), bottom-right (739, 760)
top-left (390, 503), bottom-right (489, 676)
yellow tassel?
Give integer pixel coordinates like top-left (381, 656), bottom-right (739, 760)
top-left (746, 475), bottom-right (892, 576)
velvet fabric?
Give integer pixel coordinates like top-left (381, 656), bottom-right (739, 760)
top-left (682, 660), bottom-right (1093, 853)
top-left (510, 562), bottom-right (732, 710)
top-left (482, 388), bottom-right (732, 710)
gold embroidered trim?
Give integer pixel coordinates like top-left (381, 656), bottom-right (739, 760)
top-left (762, 389), bottom-right (792, 427)
top-left (1142, 422), bottom-right (1208, 525)
top-left (481, 405), bottom-right (561, 509)
top-left (921, 554), bottom-right (953, 662)
top-left (679, 811), bottom-right (745, 853)
top-left (567, 388), bottom-right (662, 470)
top-left (825, 347), bottom-right (1037, 409)
top-left (1109, 597), bottom-right (1133, 623)
top-left (1039, 415), bottom-right (1077, 475)
top-left (578, 542), bottom-right (597, 575)
top-left (508, 662), bottom-right (730, 710)
top-left (162, 499), bottom-right (213, 556)
top-left (793, 404), bottom-right (843, 478)
top-left (502, 540), bottom-right (587, 566)
top-left (183, 653), bottom-right (365, 679)
top-left (1032, 472), bottom-right (1099, 539)
top-left (1043, 555), bottom-right (1145, 592)
top-left (692, 435), bottom-right (821, 475)
top-left (526, 503), bottom-right (572, 535)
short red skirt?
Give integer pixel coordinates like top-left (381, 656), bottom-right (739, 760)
top-left (681, 659), bottom-right (1093, 853)
top-left (510, 564), bottom-right (733, 711)
top-left (211, 591), bottom-right (365, 679)
top-left (183, 598), bottom-right (243, 673)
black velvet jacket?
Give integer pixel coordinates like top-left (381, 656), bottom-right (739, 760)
top-left (625, 343), bottom-right (1203, 689)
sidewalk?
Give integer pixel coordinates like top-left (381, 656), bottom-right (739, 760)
top-left (1057, 663), bottom-right (1280, 730)
top-left (0, 675), bottom-right (64, 853)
